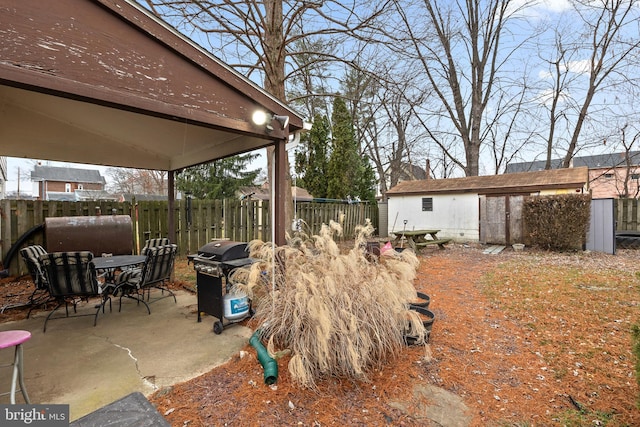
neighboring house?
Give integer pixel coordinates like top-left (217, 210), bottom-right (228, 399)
top-left (386, 167), bottom-right (589, 245)
top-left (237, 184), bottom-right (314, 233)
top-left (238, 185), bottom-right (314, 202)
top-left (74, 189), bottom-right (118, 201)
top-left (380, 161), bottom-right (428, 197)
top-left (118, 193), bottom-right (168, 203)
top-left (507, 151), bottom-right (640, 199)
top-left (31, 165), bottom-right (106, 201)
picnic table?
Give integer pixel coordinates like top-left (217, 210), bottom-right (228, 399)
top-left (390, 229), bottom-right (451, 250)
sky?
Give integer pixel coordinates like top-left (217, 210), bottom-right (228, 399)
top-left (5, 0), bottom-right (637, 192)
top-left (4, 149), bottom-right (274, 196)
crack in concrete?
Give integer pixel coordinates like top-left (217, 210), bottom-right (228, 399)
top-left (110, 340), bottom-right (158, 391)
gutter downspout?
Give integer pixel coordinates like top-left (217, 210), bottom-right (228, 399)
top-left (249, 329), bottom-right (278, 385)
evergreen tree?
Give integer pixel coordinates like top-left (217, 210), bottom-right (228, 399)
top-left (176, 153), bottom-right (260, 199)
top-left (327, 97), bottom-right (357, 200)
top-left (294, 114), bottom-right (330, 199)
top-left (355, 155), bottom-right (377, 204)
top-left (327, 97), bottom-right (377, 202)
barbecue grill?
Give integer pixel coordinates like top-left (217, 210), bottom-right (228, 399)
top-left (189, 240), bottom-right (254, 334)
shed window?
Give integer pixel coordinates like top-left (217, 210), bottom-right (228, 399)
top-left (422, 197), bottom-right (433, 211)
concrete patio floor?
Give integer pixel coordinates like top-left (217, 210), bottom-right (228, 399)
top-left (0, 290), bottom-right (252, 421)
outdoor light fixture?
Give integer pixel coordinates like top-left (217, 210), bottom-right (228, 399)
top-left (252, 110), bottom-right (269, 126)
top-left (252, 110), bottom-right (290, 132)
top-left (273, 114), bottom-right (289, 129)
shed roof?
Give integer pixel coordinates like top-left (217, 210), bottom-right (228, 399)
top-left (31, 165), bottom-right (105, 184)
top-left (386, 167), bottom-right (589, 196)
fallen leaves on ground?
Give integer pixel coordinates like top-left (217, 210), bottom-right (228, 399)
top-left (2, 244), bottom-right (639, 426)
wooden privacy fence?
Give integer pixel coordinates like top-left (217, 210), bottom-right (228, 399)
top-left (616, 198), bottom-right (640, 231)
top-left (0, 199), bottom-right (378, 276)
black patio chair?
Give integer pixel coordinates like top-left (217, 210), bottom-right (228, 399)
top-left (19, 245), bottom-right (54, 318)
top-left (39, 251), bottom-right (110, 332)
top-left (142, 238), bottom-right (170, 251)
top-left (111, 244), bottom-right (178, 314)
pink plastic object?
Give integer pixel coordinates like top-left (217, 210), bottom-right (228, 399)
top-left (0, 330), bottom-right (31, 404)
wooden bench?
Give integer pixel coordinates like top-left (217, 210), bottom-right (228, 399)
top-left (415, 238), bottom-right (452, 250)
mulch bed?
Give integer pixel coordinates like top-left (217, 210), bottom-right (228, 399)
top-left (2, 243), bottom-right (639, 426)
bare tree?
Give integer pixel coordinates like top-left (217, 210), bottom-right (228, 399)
top-left (559, 0), bottom-right (640, 167)
top-left (139, 0), bottom-right (389, 224)
top-left (106, 168), bottom-right (167, 195)
top-left (390, 0), bottom-right (530, 176)
top-left (615, 123), bottom-right (640, 198)
top-left (484, 73), bottom-right (538, 174)
top-left (534, 27), bottom-right (579, 170)
top-left (340, 59), bottom-right (433, 199)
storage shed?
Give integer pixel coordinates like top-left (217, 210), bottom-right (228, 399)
top-left (386, 167), bottom-right (589, 245)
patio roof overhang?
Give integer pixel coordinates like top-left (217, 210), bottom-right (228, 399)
top-left (0, 0), bottom-right (304, 244)
top-left (0, 83), bottom-right (280, 172)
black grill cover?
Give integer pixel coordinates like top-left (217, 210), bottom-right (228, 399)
top-left (197, 241), bottom-right (249, 262)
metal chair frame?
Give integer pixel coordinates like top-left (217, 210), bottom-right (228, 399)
top-left (39, 251), bottom-right (111, 332)
top-left (112, 244), bottom-right (178, 314)
top-left (19, 245), bottom-right (56, 318)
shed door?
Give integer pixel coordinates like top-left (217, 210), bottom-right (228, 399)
top-left (479, 195), bottom-right (524, 245)
top-left (480, 196), bottom-right (505, 244)
top-left (586, 198), bottom-right (615, 254)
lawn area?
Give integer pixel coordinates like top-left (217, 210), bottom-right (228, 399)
top-left (150, 244), bottom-right (640, 426)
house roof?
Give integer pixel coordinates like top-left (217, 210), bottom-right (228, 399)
top-left (0, 0), bottom-right (304, 172)
top-left (45, 192), bottom-right (77, 202)
top-left (119, 193), bottom-right (168, 202)
top-left (31, 165), bottom-right (105, 184)
top-left (506, 151), bottom-right (640, 173)
top-left (74, 189), bottom-right (117, 201)
top-left (505, 159), bottom-right (565, 173)
top-left (574, 151), bottom-right (640, 169)
top-left (386, 167), bottom-right (589, 196)
top-left (239, 186), bottom-right (314, 202)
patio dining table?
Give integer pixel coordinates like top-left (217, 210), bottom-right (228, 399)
top-left (92, 255), bottom-right (146, 284)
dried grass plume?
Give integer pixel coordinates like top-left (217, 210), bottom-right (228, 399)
top-left (229, 220), bottom-right (428, 389)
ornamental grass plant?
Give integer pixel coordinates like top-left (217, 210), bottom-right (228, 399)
top-left (229, 220), bottom-right (429, 389)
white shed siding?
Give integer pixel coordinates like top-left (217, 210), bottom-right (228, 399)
top-left (387, 193), bottom-right (479, 241)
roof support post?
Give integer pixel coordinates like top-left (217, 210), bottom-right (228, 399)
top-left (168, 170), bottom-right (175, 244)
top-left (274, 138), bottom-right (287, 246)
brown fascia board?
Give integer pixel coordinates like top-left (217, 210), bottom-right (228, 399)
top-left (387, 184), bottom-right (586, 197)
top-left (387, 167), bottom-right (588, 196)
top-left (99, 0), bottom-right (304, 130)
top-left (0, 64), bottom-right (262, 137)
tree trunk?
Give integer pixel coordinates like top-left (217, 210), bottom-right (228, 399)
top-left (263, 0), bottom-right (293, 241)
